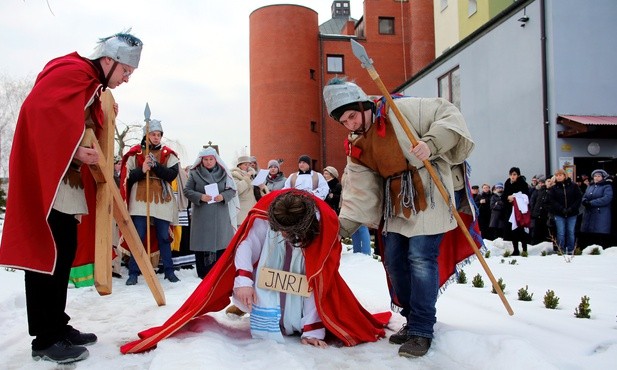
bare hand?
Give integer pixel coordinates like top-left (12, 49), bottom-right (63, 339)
top-left (113, 103), bottom-right (119, 116)
top-left (213, 194), bottom-right (223, 202)
top-left (507, 195), bottom-right (514, 202)
top-left (410, 141), bottom-right (431, 161)
top-left (75, 147), bottom-right (99, 165)
top-left (301, 337), bottom-right (328, 348)
top-left (201, 194), bottom-right (213, 203)
top-left (234, 286), bottom-right (257, 312)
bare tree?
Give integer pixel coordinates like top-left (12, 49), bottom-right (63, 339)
top-left (114, 121), bottom-right (142, 158)
top-left (0, 73), bottom-right (34, 178)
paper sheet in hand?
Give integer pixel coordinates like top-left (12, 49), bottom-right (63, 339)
top-left (251, 169), bottom-right (269, 186)
top-left (204, 183), bottom-right (219, 204)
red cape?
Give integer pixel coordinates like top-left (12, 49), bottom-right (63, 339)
top-left (0, 53), bottom-right (102, 274)
top-left (121, 189), bottom-right (390, 354)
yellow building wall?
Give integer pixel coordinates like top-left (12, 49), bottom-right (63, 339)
top-left (433, 0), bottom-right (460, 56)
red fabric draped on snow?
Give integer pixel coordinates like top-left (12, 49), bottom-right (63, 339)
top-left (121, 189), bottom-right (390, 354)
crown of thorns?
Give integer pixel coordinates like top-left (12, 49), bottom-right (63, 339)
top-left (267, 191), bottom-right (317, 237)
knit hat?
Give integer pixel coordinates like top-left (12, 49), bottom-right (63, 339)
top-left (323, 166), bottom-right (339, 179)
top-left (537, 175), bottom-right (547, 182)
top-left (143, 119), bottom-right (163, 136)
top-left (236, 156), bottom-right (252, 166)
top-left (591, 169), bottom-right (609, 179)
top-left (88, 30), bottom-right (143, 68)
top-left (298, 155), bottom-right (311, 165)
top-left (494, 182), bottom-right (504, 189)
top-left (268, 159), bottom-right (280, 169)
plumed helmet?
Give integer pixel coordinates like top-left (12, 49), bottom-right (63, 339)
top-left (323, 77), bottom-right (370, 119)
top-left (89, 30), bottom-right (143, 68)
top-left (143, 119), bottom-right (163, 136)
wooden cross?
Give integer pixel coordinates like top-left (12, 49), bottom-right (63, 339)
top-left (84, 90), bottom-right (165, 306)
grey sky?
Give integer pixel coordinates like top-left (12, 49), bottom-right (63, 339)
top-left (0, 0), bottom-right (362, 166)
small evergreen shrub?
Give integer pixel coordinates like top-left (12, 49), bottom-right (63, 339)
top-left (484, 250), bottom-right (491, 258)
top-left (456, 270), bottom-right (467, 284)
top-left (503, 250), bottom-right (512, 257)
top-left (491, 277), bottom-right (506, 294)
top-left (574, 247), bottom-right (582, 256)
top-left (590, 247), bottom-right (601, 255)
top-left (517, 285), bottom-right (533, 301)
top-left (574, 296), bottom-right (591, 318)
top-left (509, 259), bottom-right (518, 265)
top-left (500, 259), bottom-right (505, 264)
top-left (541, 250), bottom-right (547, 256)
top-left (521, 250), bottom-right (528, 257)
top-left (472, 273), bottom-right (484, 288)
top-left (543, 290), bottom-right (560, 309)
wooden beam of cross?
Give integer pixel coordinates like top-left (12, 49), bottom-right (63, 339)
top-left (84, 91), bottom-right (165, 306)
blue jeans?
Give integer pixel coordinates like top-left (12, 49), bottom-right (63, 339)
top-left (352, 226), bottom-right (371, 255)
top-left (128, 216), bottom-right (174, 276)
top-left (383, 232), bottom-right (443, 338)
top-left (554, 215), bottom-right (577, 253)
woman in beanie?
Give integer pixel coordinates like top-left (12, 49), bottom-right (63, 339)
top-left (579, 169), bottom-right (613, 248)
top-left (231, 156), bottom-right (257, 227)
top-left (265, 159), bottom-right (287, 192)
top-left (322, 166), bottom-right (341, 214)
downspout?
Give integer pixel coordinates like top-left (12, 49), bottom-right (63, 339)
top-left (319, 35), bottom-right (327, 169)
top-left (540, 0), bottom-right (550, 175)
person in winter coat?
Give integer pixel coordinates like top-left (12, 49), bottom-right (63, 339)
top-left (501, 167), bottom-right (530, 255)
top-left (579, 169), bottom-right (613, 248)
top-left (232, 156), bottom-right (258, 227)
top-left (284, 155), bottom-right (329, 200)
top-left (183, 147), bottom-right (238, 278)
top-left (476, 184), bottom-right (492, 240)
top-left (548, 168), bottom-right (582, 254)
top-left (489, 183), bottom-right (505, 239)
top-left (264, 159), bottom-right (287, 192)
top-left (529, 176), bottom-right (551, 245)
top-left (322, 166), bottom-right (342, 214)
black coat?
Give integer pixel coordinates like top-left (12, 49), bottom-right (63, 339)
top-left (549, 177), bottom-right (582, 218)
top-left (501, 177), bottom-right (530, 221)
top-left (325, 178), bottom-right (342, 214)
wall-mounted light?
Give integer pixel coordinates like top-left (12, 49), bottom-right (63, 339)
top-left (518, 15), bottom-right (529, 27)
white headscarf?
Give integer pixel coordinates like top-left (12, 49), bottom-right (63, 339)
top-left (193, 147), bottom-right (240, 231)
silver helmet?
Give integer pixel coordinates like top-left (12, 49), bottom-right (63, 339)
top-left (323, 77), bottom-right (370, 117)
top-left (143, 119), bottom-right (163, 136)
top-left (89, 30), bottom-right (143, 68)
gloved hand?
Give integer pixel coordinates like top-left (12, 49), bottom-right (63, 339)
top-left (148, 152), bottom-right (159, 168)
top-left (582, 200), bottom-right (591, 208)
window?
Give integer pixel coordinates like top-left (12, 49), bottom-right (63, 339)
top-left (441, 0), bottom-right (448, 11)
top-left (309, 69), bottom-right (316, 80)
top-left (379, 17), bottom-right (395, 35)
top-left (310, 121), bottom-right (317, 132)
top-left (438, 66), bottom-right (460, 110)
top-left (326, 55), bottom-right (344, 74)
top-left (468, 0), bottom-right (477, 16)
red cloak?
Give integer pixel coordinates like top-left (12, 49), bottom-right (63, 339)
top-left (121, 189), bottom-right (390, 354)
top-left (0, 53), bottom-right (102, 274)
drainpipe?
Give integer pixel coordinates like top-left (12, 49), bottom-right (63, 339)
top-left (319, 35), bottom-right (327, 169)
top-left (540, 0), bottom-right (550, 175)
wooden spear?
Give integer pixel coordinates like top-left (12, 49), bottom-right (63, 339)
top-left (350, 39), bottom-right (513, 316)
top-left (144, 103), bottom-right (151, 257)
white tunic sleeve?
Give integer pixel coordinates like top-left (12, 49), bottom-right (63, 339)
top-left (234, 219), bottom-right (268, 288)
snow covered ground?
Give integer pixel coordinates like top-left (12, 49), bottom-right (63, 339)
top-left (1, 236), bottom-right (616, 370)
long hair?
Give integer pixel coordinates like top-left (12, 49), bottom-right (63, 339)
top-left (268, 191), bottom-right (319, 248)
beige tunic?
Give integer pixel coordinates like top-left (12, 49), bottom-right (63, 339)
top-left (339, 97), bottom-right (475, 238)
